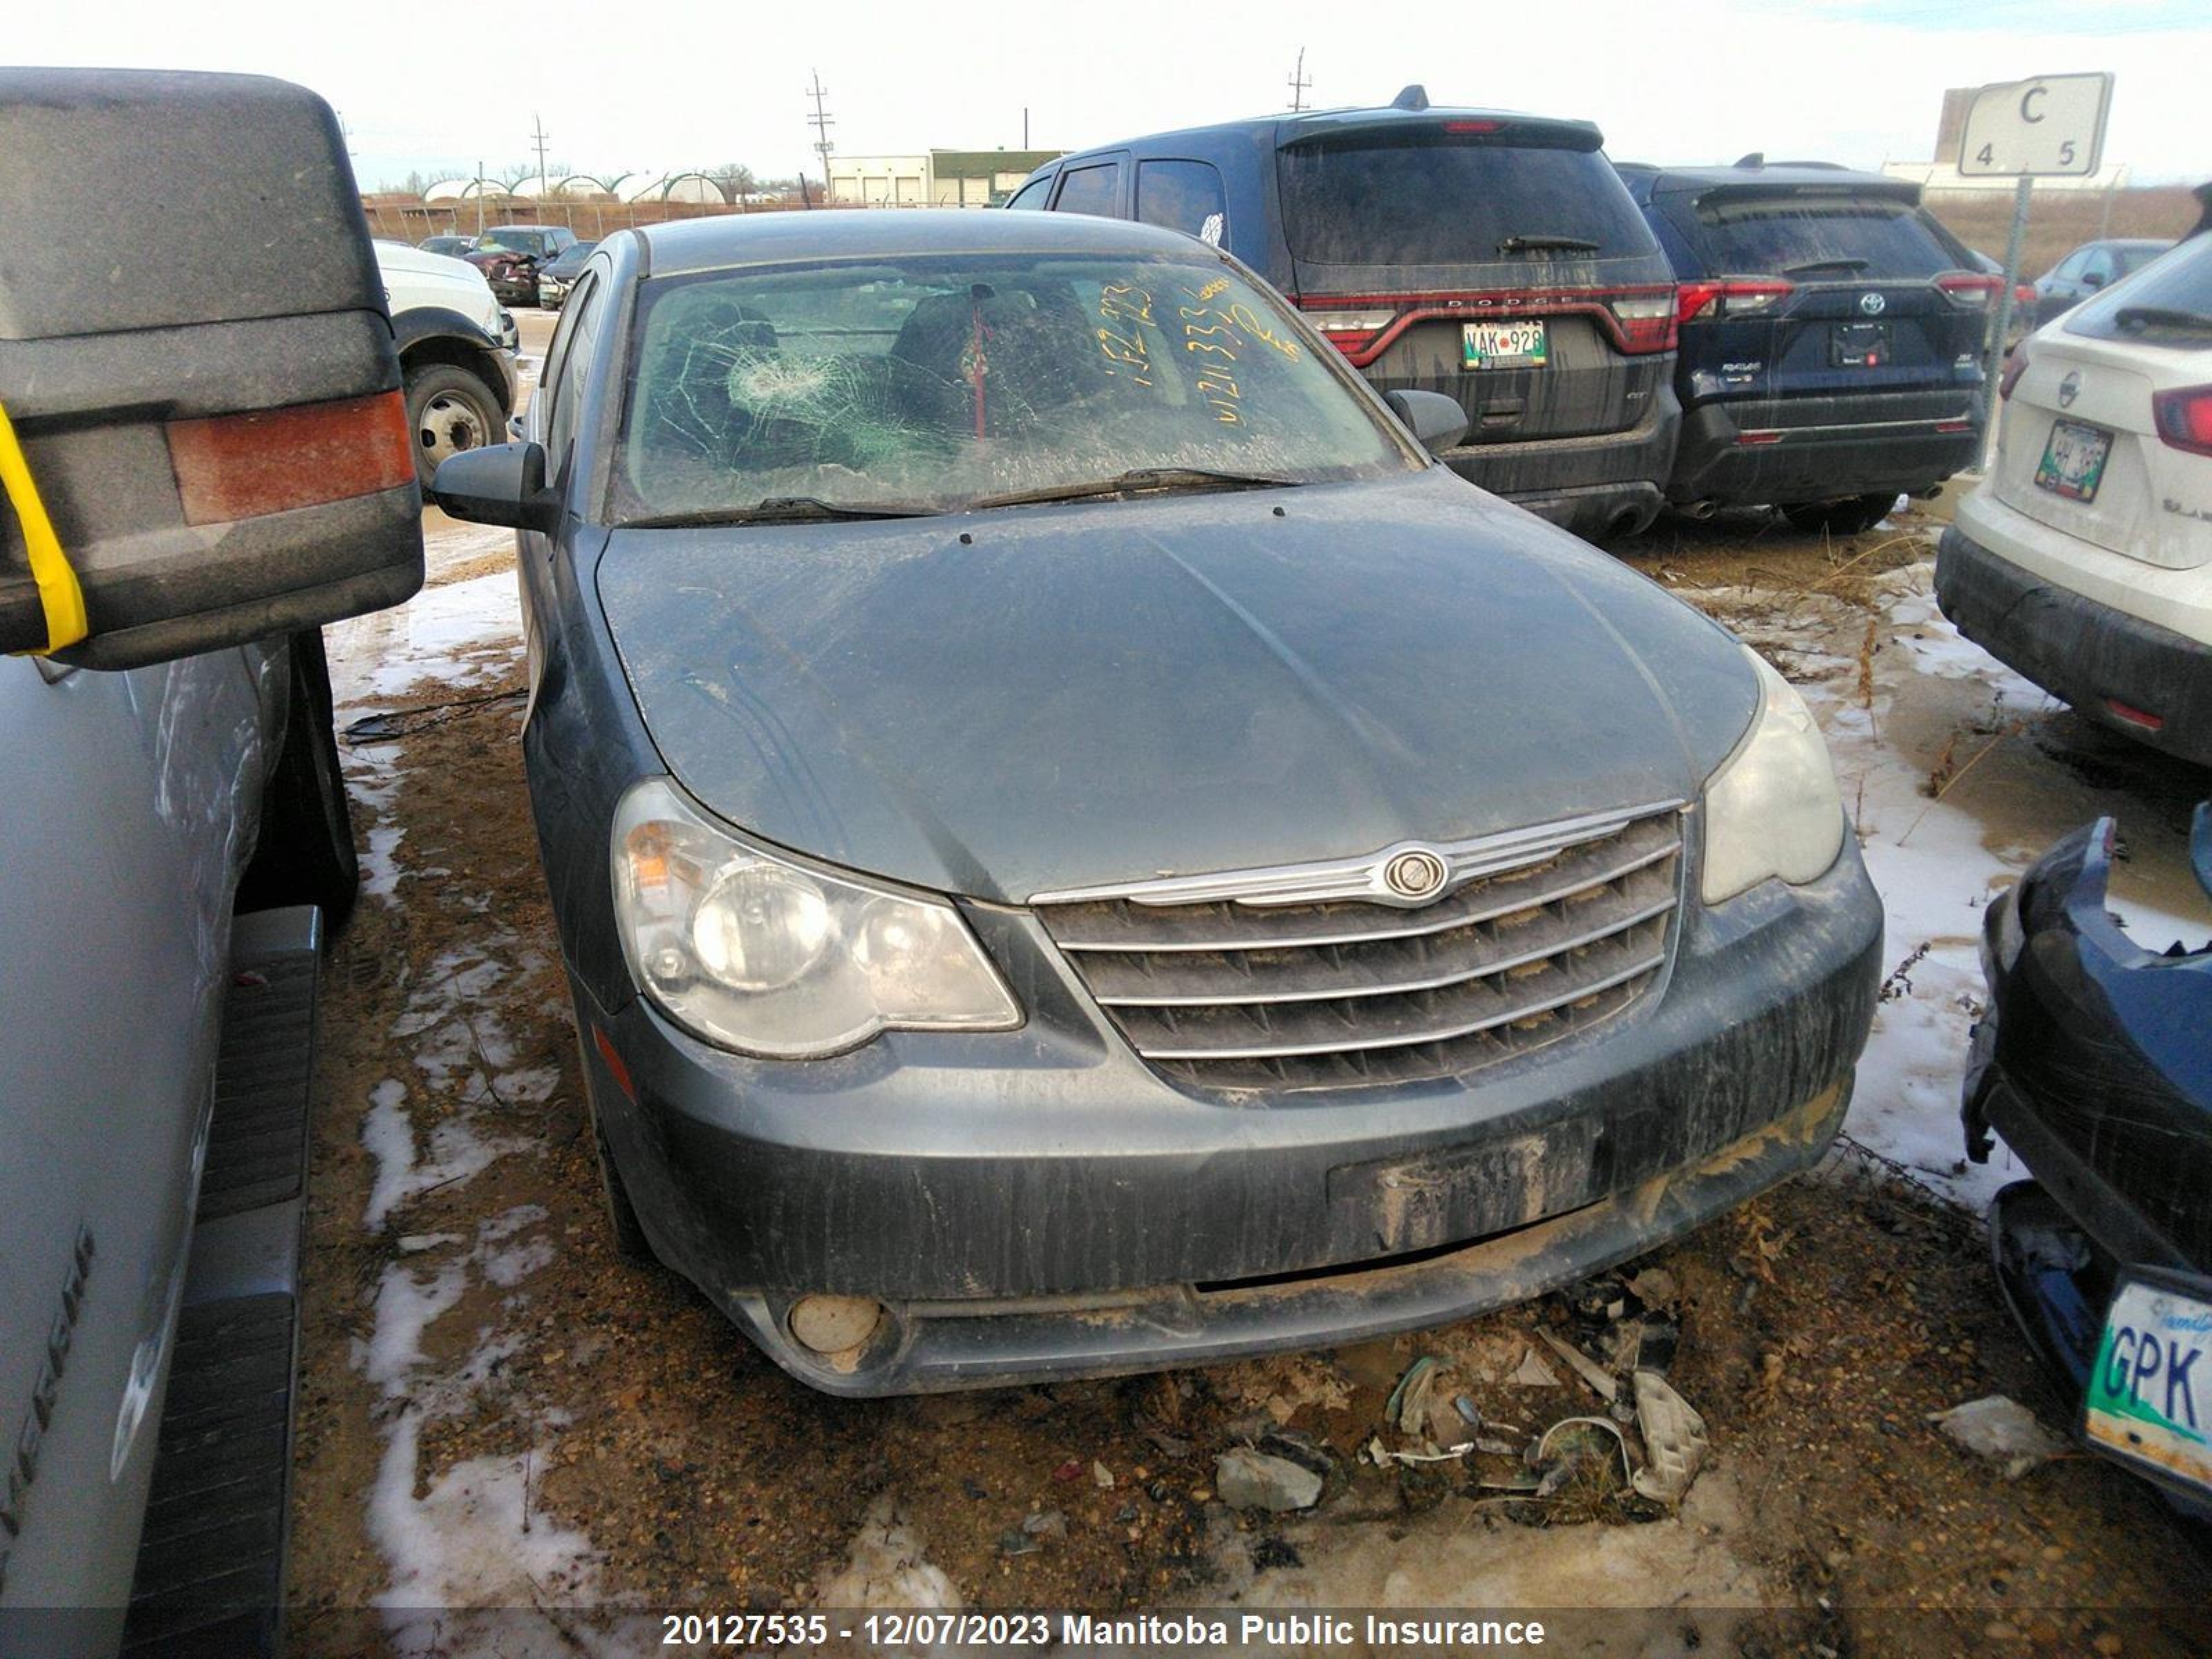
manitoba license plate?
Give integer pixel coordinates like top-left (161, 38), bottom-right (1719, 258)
top-left (2083, 1267), bottom-right (2212, 1499)
top-left (2034, 418), bottom-right (2112, 503)
top-left (1463, 319), bottom-right (1547, 370)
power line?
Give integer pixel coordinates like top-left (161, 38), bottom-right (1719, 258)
top-left (1287, 48), bottom-right (1312, 113)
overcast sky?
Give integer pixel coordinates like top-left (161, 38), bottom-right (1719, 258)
top-left (15, 0), bottom-right (2209, 189)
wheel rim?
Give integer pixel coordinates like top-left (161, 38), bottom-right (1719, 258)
top-left (418, 391), bottom-right (489, 469)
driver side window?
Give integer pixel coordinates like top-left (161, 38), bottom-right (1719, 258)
top-left (543, 270), bottom-right (603, 476)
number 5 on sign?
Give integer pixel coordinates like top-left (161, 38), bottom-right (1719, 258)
top-left (1959, 71), bottom-right (2113, 178)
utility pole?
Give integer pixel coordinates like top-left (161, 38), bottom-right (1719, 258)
top-left (476, 157), bottom-right (485, 237)
top-left (529, 113), bottom-right (551, 191)
top-left (1022, 106), bottom-right (1030, 149)
top-left (806, 71), bottom-right (834, 209)
top-left (1287, 48), bottom-right (1312, 113)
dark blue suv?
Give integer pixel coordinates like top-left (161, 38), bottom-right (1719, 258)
top-left (1616, 160), bottom-right (1994, 534)
top-left (1014, 86), bottom-right (1683, 541)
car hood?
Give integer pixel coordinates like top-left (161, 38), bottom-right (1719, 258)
top-left (595, 470), bottom-right (1758, 903)
top-left (376, 242), bottom-right (485, 283)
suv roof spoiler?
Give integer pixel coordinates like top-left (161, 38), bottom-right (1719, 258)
top-left (1282, 108), bottom-right (1604, 153)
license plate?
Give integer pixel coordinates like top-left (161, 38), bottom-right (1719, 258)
top-left (2035, 418), bottom-right (2112, 503)
top-left (1463, 319), bottom-right (1546, 370)
top-left (2083, 1267), bottom-right (2212, 1499)
top-left (1830, 321), bottom-right (1891, 368)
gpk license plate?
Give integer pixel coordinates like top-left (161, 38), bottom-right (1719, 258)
top-left (2034, 418), bottom-right (2112, 503)
top-left (1463, 320), bottom-right (1547, 370)
top-left (2083, 1267), bottom-right (2212, 1499)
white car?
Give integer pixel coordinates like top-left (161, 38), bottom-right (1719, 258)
top-left (373, 240), bottom-right (521, 485)
top-left (1938, 232), bottom-right (2212, 765)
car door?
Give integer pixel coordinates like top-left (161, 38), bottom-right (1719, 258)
top-left (0, 646), bottom-right (268, 1622)
top-left (518, 261), bottom-right (606, 712)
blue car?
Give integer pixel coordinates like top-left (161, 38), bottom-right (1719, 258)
top-left (429, 207), bottom-right (1882, 1396)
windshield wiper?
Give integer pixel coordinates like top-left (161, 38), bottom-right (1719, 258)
top-left (621, 496), bottom-right (942, 528)
top-left (2114, 305), bottom-right (2212, 333)
top-left (1497, 234), bottom-right (1600, 256)
top-left (1781, 258), bottom-right (1871, 276)
top-left (964, 468), bottom-right (1300, 511)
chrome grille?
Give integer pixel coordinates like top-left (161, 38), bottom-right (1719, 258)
top-left (1033, 805), bottom-right (1685, 1091)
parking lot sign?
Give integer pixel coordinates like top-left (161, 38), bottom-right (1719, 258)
top-left (1959, 72), bottom-right (2114, 178)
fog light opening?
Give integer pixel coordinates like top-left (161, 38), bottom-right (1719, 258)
top-left (788, 1294), bottom-right (884, 1362)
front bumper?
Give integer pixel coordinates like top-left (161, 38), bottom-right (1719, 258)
top-left (1669, 395), bottom-right (1980, 509)
top-left (1936, 524), bottom-right (2212, 765)
top-left (579, 847), bottom-right (1882, 1394)
top-left (1962, 822), bottom-right (2212, 1277)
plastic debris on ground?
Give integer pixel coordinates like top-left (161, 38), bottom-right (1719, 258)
top-left (1631, 1370), bottom-right (1711, 1504)
top-left (1929, 1394), bottom-right (2068, 1480)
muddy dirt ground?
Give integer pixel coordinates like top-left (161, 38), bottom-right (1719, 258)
top-left (284, 435), bottom-right (2212, 1657)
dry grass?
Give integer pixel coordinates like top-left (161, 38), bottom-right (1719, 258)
top-left (1923, 184), bottom-right (2199, 279)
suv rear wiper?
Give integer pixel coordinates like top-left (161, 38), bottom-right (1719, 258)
top-left (621, 496), bottom-right (943, 528)
top-left (1497, 234), bottom-right (1600, 256)
top-left (1781, 258), bottom-right (1871, 276)
top-left (2114, 305), bottom-right (2212, 333)
top-left (965, 468), bottom-right (1299, 511)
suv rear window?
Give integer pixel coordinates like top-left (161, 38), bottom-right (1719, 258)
top-left (1676, 193), bottom-right (1962, 279)
top-left (1278, 137), bottom-right (1654, 266)
top-left (2065, 236), bottom-right (2212, 347)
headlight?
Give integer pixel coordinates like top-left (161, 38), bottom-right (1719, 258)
top-left (1700, 648), bottom-right (1846, 905)
top-left (611, 777), bottom-right (1020, 1058)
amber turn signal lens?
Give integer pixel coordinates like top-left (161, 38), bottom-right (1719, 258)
top-left (168, 389), bottom-right (414, 525)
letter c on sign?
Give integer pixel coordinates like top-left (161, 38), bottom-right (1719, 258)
top-left (2021, 85), bottom-right (2047, 124)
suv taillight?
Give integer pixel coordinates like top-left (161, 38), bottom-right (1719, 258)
top-left (1297, 290), bottom-right (1677, 360)
top-left (1937, 272), bottom-right (2005, 310)
top-left (1606, 292), bottom-right (1678, 353)
top-left (2153, 384), bottom-right (2212, 457)
top-left (1676, 279), bottom-right (1792, 324)
top-left (1298, 307), bottom-right (1396, 355)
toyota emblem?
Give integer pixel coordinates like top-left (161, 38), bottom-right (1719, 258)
top-left (1858, 292), bottom-right (1887, 316)
top-left (1382, 847), bottom-right (1450, 903)
top-left (2058, 371), bottom-right (2081, 409)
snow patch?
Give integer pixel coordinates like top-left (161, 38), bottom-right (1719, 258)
top-left (816, 1494), bottom-right (963, 1610)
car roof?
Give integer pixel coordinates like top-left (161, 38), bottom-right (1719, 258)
top-left (1615, 159), bottom-right (1916, 202)
top-left (1049, 87), bottom-right (1603, 168)
top-left (634, 207), bottom-right (1210, 276)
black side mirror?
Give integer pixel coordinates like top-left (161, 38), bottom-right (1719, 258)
top-left (429, 442), bottom-right (561, 533)
top-left (1385, 388), bottom-right (1472, 454)
top-left (2082, 270), bottom-right (2107, 290)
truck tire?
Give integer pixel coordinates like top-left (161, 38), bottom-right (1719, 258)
top-left (236, 630), bottom-right (359, 933)
top-left (1781, 494), bottom-right (1897, 538)
top-left (404, 361), bottom-right (502, 489)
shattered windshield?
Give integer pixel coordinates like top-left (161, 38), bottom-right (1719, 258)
top-left (612, 252), bottom-right (1416, 518)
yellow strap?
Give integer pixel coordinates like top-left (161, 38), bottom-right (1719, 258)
top-left (0, 396), bottom-right (88, 655)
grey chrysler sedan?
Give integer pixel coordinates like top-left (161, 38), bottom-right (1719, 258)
top-left (430, 209), bottom-right (1882, 1395)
